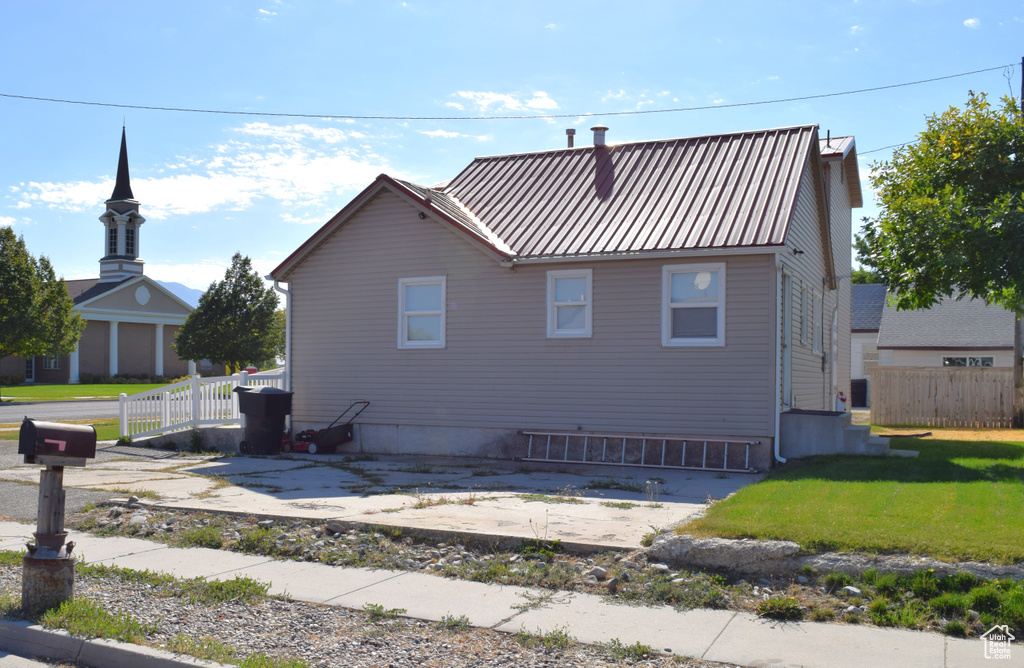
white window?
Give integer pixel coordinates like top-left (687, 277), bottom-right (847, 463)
top-left (662, 263), bottom-right (725, 346)
top-left (800, 285), bottom-right (809, 345)
top-left (812, 292), bottom-right (823, 354)
top-left (943, 356), bottom-right (994, 367)
top-left (399, 277), bottom-right (446, 349)
top-left (43, 356), bottom-right (60, 370)
top-left (546, 269), bottom-right (592, 338)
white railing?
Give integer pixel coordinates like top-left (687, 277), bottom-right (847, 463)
top-left (118, 369), bottom-right (285, 439)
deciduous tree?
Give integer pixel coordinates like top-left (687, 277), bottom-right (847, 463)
top-left (0, 227), bottom-right (84, 398)
top-left (856, 93), bottom-right (1024, 426)
top-left (173, 253), bottom-right (280, 373)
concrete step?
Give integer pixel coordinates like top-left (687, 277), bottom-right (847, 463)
top-left (888, 449), bottom-right (919, 458)
top-left (863, 436), bottom-right (890, 457)
top-left (841, 424), bottom-right (871, 451)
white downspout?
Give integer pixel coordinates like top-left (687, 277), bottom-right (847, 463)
top-left (271, 280), bottom-right (291, 392)
top-left (774, 258), bottom-right (787, 464)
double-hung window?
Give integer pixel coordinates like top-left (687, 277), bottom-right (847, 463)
top-left (662, 263), bottom-right (725, 346)
top-left (547, 269), bottom-right (592, 338)
top-left (399, 276), bottom-right (446, 349)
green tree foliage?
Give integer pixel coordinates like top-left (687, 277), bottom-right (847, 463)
top-left (857, 93), bottom-right (1024, 311)
top-left (850, 267), bottom-right (882, 285)
top-left (857, 92), bottom-right (1024, 426)
top-left (0, 227), bottom-right (85, 397)
top-left (173, 253), bottom-right (280, 372)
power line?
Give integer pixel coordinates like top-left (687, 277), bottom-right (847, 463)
top-left (0, 63), bottom-right (1013, 122)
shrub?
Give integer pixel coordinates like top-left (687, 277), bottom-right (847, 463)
top-left (930, 592), bottom-right (969, 618)
top-left (756, 596), bottom-right (803, 621)
top-left (822, 572), bottom-right (853, 593)
top-left (178, 525), bottom-right (225, 550)
top-left (943, 620), bottom-right (967, 636)
top-left (0, 373), bottom-right (25, 386)
top-left (969, 585), bottom-right (1003, 614)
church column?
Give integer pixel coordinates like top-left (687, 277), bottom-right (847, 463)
top-left (109, 321), bottom-right (119, 377)
top-left (69, 342), bottom-right (80, 384)
top-left (154, 324), bottom-right (164, 377)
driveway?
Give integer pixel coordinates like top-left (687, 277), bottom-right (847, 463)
top-left (0, 442), bottom-right (762, 549)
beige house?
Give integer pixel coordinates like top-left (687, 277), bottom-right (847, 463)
top-left (0, 129), bottom-right (197, 384)
top-left (271, 125), bottom-right (860, 468)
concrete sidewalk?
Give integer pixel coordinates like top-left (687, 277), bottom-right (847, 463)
top-left (1, 520), bottom-right (1018, 668)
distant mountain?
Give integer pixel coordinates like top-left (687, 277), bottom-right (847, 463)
top-left (157, 281), bottom-right (203, 308)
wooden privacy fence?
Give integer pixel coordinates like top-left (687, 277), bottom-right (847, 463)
top-left (871, 366), bottom-right (1013, 428)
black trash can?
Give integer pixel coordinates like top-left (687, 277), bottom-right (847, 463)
top-left (233, 386), bottom-right (293, 455)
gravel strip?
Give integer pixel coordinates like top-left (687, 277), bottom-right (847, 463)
top-left (0, 566), bottom-right (730, 667)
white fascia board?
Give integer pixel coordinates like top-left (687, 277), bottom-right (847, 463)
top-left (75, 307), bottom-right (188, 326)
top-left (501, 245), bottom-right (785, 266)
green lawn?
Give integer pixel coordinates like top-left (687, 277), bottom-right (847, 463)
top-left (681, 432), bottom-right (1024, 563)
top-left (0, 383), bottom-right (164, 402)
top-left (0, 419), bottom-right (120, 441)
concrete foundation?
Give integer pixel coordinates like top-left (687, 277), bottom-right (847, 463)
top-left (133, 425), bottom-right (243, 454)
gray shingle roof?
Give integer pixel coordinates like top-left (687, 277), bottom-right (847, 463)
top-left (877, 296), bottom-right (1015, 348)
top-left (851, 283), bottom-right (887, 331)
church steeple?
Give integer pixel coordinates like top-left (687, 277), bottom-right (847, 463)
top-left (108, 127), bottom-right (135, 202)
top-left (98, 128), bottom-right (145, 283)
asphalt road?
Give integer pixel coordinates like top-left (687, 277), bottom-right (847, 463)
top-left (0, 400), bottom-right (118, 424)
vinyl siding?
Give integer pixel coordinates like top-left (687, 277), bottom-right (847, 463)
top-left (288, 191), bottom-right (778, 441)
top-left (826, 158), bottom-right (853, 406)
top-left (783, 159), bottom-right (831, 409)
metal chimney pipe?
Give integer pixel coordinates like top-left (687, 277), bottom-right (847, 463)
top-left (566, 128), bottom-right (576, 148)
top-left (591, 125), bottom-right (608, 147)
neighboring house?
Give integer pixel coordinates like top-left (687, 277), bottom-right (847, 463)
top-left (876, 295), bottom-right (1016, 369)
top-left (850, 283), bottom-right (887, 407)
top-left (271, 124), bottom-right (861, 469)
top-left (0, 130), bottom-right (199, 384)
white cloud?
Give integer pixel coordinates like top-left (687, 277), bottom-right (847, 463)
top-left (445, 102), bottom-right (465, 111)
top-left (421, 129), bottom-right (462, 139)
top-left (964, 17), bottom-right (980, 28)
top-left (10, 122), bottom-right (394, 221)
top-left (713, 98), bottom-right (726, 104)
top-left (0, 216), bottom-right (14, 227)
top-left (544, 23), bottom-right (556, 29)
top-left (258, 8), bottom-right (277, 16)
top-left (850, 25), bottom-right (862, 34)
top-left (418, 129), bottom-right (489, 140)
top-left (14, 201), bottom-right (30, 209)
top-left (452, 90), bottom-right (558, 113)
top-left (602, 89), bottom-right (628, 101)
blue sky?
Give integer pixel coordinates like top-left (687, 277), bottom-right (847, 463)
top-left (1, 1), bottom-right (1021, 289)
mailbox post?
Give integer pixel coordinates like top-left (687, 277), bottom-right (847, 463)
top-left (18, 418), bottom-right (96, 612)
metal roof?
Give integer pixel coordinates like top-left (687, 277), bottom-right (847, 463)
top-left (442, 125), bottom-right (819, 259)
top-left (851, 283), bottom-right (887, 330)
top-left (877, 295), bottom-right (1015, 349)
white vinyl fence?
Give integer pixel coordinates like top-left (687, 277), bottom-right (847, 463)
top-left (119, 369), bottom-right (285, 439)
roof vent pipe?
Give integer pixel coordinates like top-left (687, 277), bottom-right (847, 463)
top-left (592, 125), bottom-right (608, 147)
top-left (566, 128), bottom-right (576, 148)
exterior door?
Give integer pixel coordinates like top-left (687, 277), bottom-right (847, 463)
top-left (24, 358), bottom-right (34, 383)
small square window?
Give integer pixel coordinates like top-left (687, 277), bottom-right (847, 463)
top-left (43, 356), bottom-right (60, 370)
top-left (547, 269), bottom-right (592, 338)
top-left (662, 263), bottom-right (725, 346)
top-left (399, 277), bottom-right (446, 349)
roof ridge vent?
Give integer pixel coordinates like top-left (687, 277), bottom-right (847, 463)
top-left (591, 125), bottom-right (608, 147)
